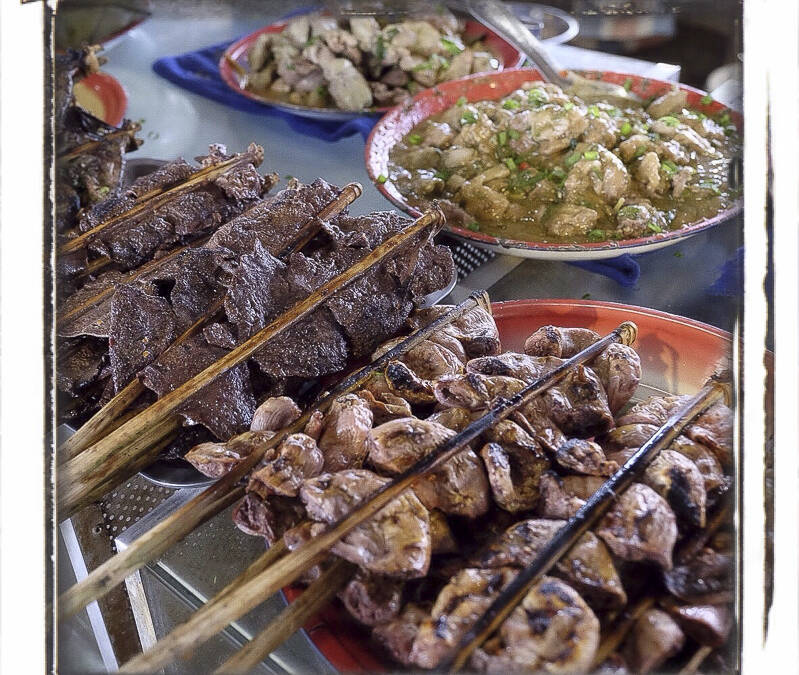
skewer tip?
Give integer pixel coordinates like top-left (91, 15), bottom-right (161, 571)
top-left (343, 182), bottom-right (363, 200)
top-left (617, 321), bottom-right (638, 346)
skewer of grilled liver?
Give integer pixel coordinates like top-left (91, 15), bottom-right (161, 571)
top-left (57, 288), bottom-right (485, 624)
top-left (57, 206), bottom-right (444, 519)
top-left (116, 322), bottom-right (636, 673)
top-left (58, 183), bottom-right (363, 461)
top-left (448, 370), bottom-right (733, 672)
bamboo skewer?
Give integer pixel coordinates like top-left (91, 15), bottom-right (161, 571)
top-left (214, 560), bottom-right (355, 674)
top-left (448, 371), bottom-right (733, 672)
top-left (58, 182), bottom-right (363, 461)
top-left (591, 596), bottom-right (655, 668)
top-left (115, 322), bottom-right (636, 673)
top-left (678, 645), bottom-right (714, 675)
top-left (58, 144), bottom-right (264, 256)
top-left (58, 123), bottom-right (142, 160)
top-left (58, 206), bottom-right (443, 518)
top-left (58, 291), bottom-right (489, 621)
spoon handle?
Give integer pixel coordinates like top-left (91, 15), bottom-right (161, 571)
top-left (465, 0), bottom-right (571, 87)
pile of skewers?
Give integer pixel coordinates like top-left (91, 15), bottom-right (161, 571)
top-left (57, 278), bottom-right (734, 672)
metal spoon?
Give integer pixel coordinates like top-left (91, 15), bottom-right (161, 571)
top-left (465, 0), bottom-right (643, 105)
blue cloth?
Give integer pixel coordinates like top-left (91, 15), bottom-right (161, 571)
top-left (153, 35), bottom-right (648, 285)
top-left (152, 37), bottom-right (378, 142)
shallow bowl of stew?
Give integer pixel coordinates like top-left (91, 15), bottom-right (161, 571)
top-left (365, 69), bottom-right (742, 260)
top-left (220, 13), bottom-right (525, 121)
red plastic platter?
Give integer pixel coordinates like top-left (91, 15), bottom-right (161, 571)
top-left (283, 298), bottom-right (733, 672)
top-left (219, 15), bottom-right (525, 121)
top-left (365, 69), bottom-right (743, 260)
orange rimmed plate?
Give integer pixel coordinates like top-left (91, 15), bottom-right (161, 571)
top-left (365, 69), bottom-right (743, 261)
top-left (282, 298), bottom-right (735, 672)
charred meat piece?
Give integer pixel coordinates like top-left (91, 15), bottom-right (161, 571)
top-left (410, 567), bottom-right (516, 669)
top-left (597, 483), bottom-right (678, 570)
top-left (384, 360), bottom-right (436, 404)
top-left (555, 438), bottom-right (619, 477)
top-left (408, 305), bottom-right (501, 359)
top-left (232, 492), bottom-right (304, 545)
top-left (591, 343), bottom-right (641, 413)
top-left (339, 570), bottom-right (404, 626)
top-left (185, 430), bottom-right (276, 478)
top-left (479, 441), bottom-right (549, 512)
top-left (247, 433), bottom-right (323, 498)
top-left (617, 396), bottom-right (733, 466)
top-left (472, 576), bottom-right (600, 674)
top-left (368, 417), bottom-right (491, 518)
top-left (623, 608), bottom-right (685, 674)
top-left (475, 518), bottom-right (627, 610)
top-left (356, 388), bottom-right (413, 425)
top-left (434, 372), bottom-right (526, 410)
top-left (425, 406), bottom-right (475, 431)
top-left (664, 601), bottom-right (732, 647)
top-left (608, 448), bottom-right (707, 528)
top-left (372, 603), bottom-right (431, 666)
top-left (544, 364), bottom-right (614, 438)
top-left (300, 469), bottom-right (388, 523)
top-left (662, 547), bottom-right (733, 602)
top-left (524, 325), bottom-right (600, 358)
top-left (318, 394), bottom-right (374, 472)
top-left (373, 337), bottom-right (464, 380)
top-left (537, 472), bottom-right (607, 519)
top-left (250, 396), bottom-right (302, 432)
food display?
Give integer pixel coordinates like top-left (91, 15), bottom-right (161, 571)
top-left (385, 80), bottom-right (741, 244)
top-left (235, 10), bottom-right (511, 111)
top-left (179, 303), bottom-right (734, 673)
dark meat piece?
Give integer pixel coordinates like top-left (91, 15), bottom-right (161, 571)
top-left (124, 158), bottom-right (194, 199)
top-left (410, 567), bottom-right (516, 669)
top-left (232, 492), bottom-right (304, 545)
top-left (318, 394), bottom-right (374, 472)
top-left (662, 547), bottom-right (733, 602)
top-left (252, 309), bottom-right (350, 380)
top-left (475, 518), bottom-right (627, 610)
top-left (383, 360), bottom-right (436, 405)
top-left (140, 334), bottom-right (256, 440)
top-left (471, 576), bottom-right (600, 674)
top-left (300, 469), bottom-right (388, 523)
top-left (108, 284), bottom-right (177, 392)
top-left (185, 430), bottom-right (276, 479)
top-left (56, 183), bottom-right (81, 233)
top-left (58, 271), bottom-right (124, 338)
top-left (607, 448), bottom-right (707, 528)
top-left (98, 215), bottom-right (174, 269)
top-left (408, 244), bottom-right (456, 300)
top-left (623, 608), bottom-right (685, 674)
top-left (555, 439), bottom-right (619, 477)
top-left (203, 322), bottom-right (237, 349)
top-left (309, 488), bottom-right (431, 578)
top-left (250, 396), bottom-right (302, 432)
top-left (591, 343), bottom-right (641, 413)
top-left (208, 178), bottom-right (341, 256)
top-left (339, 570), bottom-right (404, 626)
top-left (368, 418), bottom-right (491, 518)
top-left (408, 305), bottom-right (501, 359)
top-left (537, 472), bottom-right (606, 519)
top-left (56, 337), bottom-right (107, 394)
top-left (543, 364), bottom-right (614, 438)
top-left (597, 483), bottom-right (678, 570)
top-left (213, 163), bottom-right (268, 203)
top-left (434, 372), bottom-right (528, 410)
top-left (524, 326), bottom-right (600, 358)
top-left (617, 396), bottom-right (733, 466)
top-left (479, 440), bottom-right (549, 512)
top-left (665, 601), bottom-right (732, 647)
top-left (372, 603), bottom-right (430, 666)
top-left (247, 433), bottom-right (323, 498)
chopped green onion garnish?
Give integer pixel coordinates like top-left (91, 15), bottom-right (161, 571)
top-left (376, 174), bottom-right (387, 184)
top-left (315, 85), bottom-right (328, 96)
top-left (549, 167), bottom-right (566, 183)
top-left (98, 185), bottom-right (110, 196)
top-left (460, 111), bottom-right (478, 124)
top-left (633, 146), bottom-right (647, 159)
top-left (618, 205), bottom-right (641, 219)
top-left (647, 222), bottom-right (663, 233)
top-left (504, 157), bottom-right (517, 171)
top-left (407, 134), bottom-right (422, 145)
top-left (674, 251), bottom-right (683, 258)
top-left (623, 78), bottom-right (633, 92)
top-left (583, 150), bottom-right (599, 161)
top-left (466, 222), bottom-right (480, 231)
top-left (434, 169), bottom-right (451, 180)
top-left (661, 159), bottom-right (678, 175)
top-left (497, 131), bottom-right (508, 146)
top-left (719, 112), bottom-right (731, 125)
top-left (698, 112), bottom-right (707, 120)
top-left (698, 181), bottom-right (721, 195)
top-left (620, 121), bottom-right (632, 136)
top-left (659, 115), bottom-right (680, 127)
top-left (507, 129), bottom-right (520, 140)
top-left (582, 292), bottom-right (592, 299)
top-left (613, 197), bottom-right (625, 213)
top-left (502, 99), bottom-right (520, 110)
top-left (588, 229), bottom-right (605, 240)
top-left (440, 37), bottom-right (463, 56)
top-left (456, 96), bottom-right (467, 106)
top-left (588, 105), bottom-right (601, 118)
top-left (608, 107), bottom-right (620, 117)
top-left (700, 94), bottom-right (712, 105)
top-left (527, 88), bottom-right (547, 106)
top-left (565, 152), bottom-right (582, 168)
top-left (563, 101), bottom-right (574, 110)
